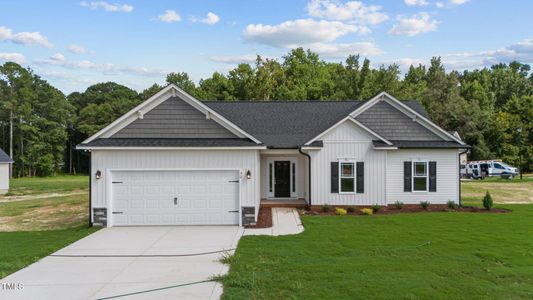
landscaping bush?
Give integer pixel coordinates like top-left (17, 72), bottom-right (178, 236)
top-left (371, 204), bottom-right (381, 213)
top-left (346, 205), bottom-right (356, 213)
top-left (394, 201), bottom-right (404, 209)
top-left (335, 208), bottom-right (347, 216)
top-left (483, 191), bottom-right (493, 210)
top-left (420, 201), bottom-right (430, 210)
top-left (321, 204), bottom-right (331, 212)
top-left (360, 208), bottom-right (373, 215)
top-left (447, 200), bottom-right (458, 209)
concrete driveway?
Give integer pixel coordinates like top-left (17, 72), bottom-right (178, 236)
top-left (2, 226), bottom-right (243, 300)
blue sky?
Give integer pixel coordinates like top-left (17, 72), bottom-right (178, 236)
top-left (1, 0), bottom-right (532, 94)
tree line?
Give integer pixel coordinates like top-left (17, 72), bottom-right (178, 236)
top-left (0, 48), bottom-right (531, 176)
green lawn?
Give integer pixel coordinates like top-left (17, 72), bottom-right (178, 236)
top-left (7, 175), bottom-right (88, 196)
top-left (221, 205), bottom-right (533, 299)
top-left (0, 226), bottom-right (99, 279)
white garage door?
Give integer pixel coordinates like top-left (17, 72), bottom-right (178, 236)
top-left (110, 170), bottom-right (240, 226)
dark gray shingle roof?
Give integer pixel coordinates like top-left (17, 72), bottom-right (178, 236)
top-left (81, 138), bottom-right (260, 148)
top-left (205, 100), bottom-right (429, 148)
top-left (373, 140), bottom-right (467, 149)
top-left (0, 148), bottom-right (13, 163)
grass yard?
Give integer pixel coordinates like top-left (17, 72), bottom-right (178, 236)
top-left (461, 176), bottom-right (533, 205)
top-left (7, 175), bottom-right (88, 196)
top-left (0, 227), bottom-right (98, 278)
top-left (221, 204), bottom-right (533, 299)
top-left (222, 177), bottom-right (533, 299)
top-left (0, 175), bottom-right (90, 231)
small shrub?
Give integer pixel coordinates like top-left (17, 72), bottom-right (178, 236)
top-left (335, 208), bottom-right (347, 216)
top-left (420, 201), bottom-right (430, 210)
top-left (371, 204), bottom-right (381, 213)
top-left (394, 201), bottom-right (404, 209)
top-left (483, 191), bottom-right (493, 210)
top-left (360, 208), bottom-right (373, 215)
top-left (447, 200), bottom-right (458, 209)
top-left (346, 205), bottom-right (356, 213)
top-left (321, 204), bottom-right (331, 212)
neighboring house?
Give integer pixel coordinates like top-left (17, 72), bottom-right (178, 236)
top-left (0, 148), bottom-right (13, 195)
top-left (77, 85), bottom-right (469, 227)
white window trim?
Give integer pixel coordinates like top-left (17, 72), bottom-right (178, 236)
top-left (339, 160), bottom-right (356, 194)
top-left (266, 157), bottom-right (298, 199)
top-left (412, 160), bottom-right (428, 193)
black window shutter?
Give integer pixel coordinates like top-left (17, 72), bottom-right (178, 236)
top-left (356, 162), bottom-right (364, 193)
top-left (429, 161), bottom-right (437, 192)
top-left (404, 161), bottom-right (412, 192)
top-left (331, 162), bottom-right (339, 193)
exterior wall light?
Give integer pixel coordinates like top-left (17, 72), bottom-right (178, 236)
top-left (95, 170), bottom-right (102, 180)
top-left (246, 170), bottom-right (252, 179)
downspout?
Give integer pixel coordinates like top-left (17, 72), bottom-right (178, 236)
top-left (298, 146), bottom-right (311, 207)
top-left (458, 148), bottom-right (469, 207)
top-left (88, 150), bottom-right (93, 227)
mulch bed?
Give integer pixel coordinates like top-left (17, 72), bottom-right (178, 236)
top-left (245, 207), bottom-right (273, 228)
top-left (303, 205), bottom-right (510, 216)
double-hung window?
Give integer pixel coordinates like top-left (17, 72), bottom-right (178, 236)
top-left (340, 162), bottom-right (355, 193)
top-left (413, 161), bottom-right (428, 192)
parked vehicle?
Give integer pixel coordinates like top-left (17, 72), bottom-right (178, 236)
top-left (464, 160), bottom-right (518, 179)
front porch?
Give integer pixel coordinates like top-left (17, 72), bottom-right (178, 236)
top-left (260, 149), bottom-right (310, 208)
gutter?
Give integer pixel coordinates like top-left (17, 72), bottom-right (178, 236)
top-left (298, 146), bottom-right (311, 207)
top-left (458, 148), bottom-right (469, 207)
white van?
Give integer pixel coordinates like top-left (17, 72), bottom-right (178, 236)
top-left (465, 160), bottom-right (518, 179)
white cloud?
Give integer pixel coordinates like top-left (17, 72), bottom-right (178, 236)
top-left (68, 44), bottom-right (87, 54)
top-left (194, 12), bottom-right (220, 25)
top-left (158, 10), bottom-right (181, 23)
top-left (450, 0), bottom-right (468, 5)
top-left (388, 13), bottom-right (438, 37)
top-left (308, 41), bottom-right (383, 58)
top-left (244, 19), bottom-right (366, 48)
top-left (0, 52), bottom-right (25, 64)
top-left (50, 53), bottom-right (66, 62)
top-left (35, 56), bottom-right (167, 77)
top-left (80, 1), bottom-right (133, 12)
top-left (436, 2), bottom-right (445, 8)
top-left (382, 39), bottom-right (533, 72)
top-left (0, 26), bottom-right (53, 48)
top-left (209, 54), bottom-right (258, 64)
top-left (404, 0), bottom-right (429, 6)
top-left (306, 0), bottom-right (388, 25)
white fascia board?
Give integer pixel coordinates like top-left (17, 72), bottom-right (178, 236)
top-left (304, 116), bottom-right (393, 146)
top-left (349, 91), bottom-right (465, 145)
top-left (82, 84), bottom-right (262, 144)
top-left (75, 146), bottom-right (267, 151)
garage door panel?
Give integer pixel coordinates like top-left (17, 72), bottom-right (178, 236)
top-left (110, 170), bottom-right (239, 226)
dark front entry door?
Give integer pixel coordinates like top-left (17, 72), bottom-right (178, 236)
top-left (274, 161), bottom-right (291, 198)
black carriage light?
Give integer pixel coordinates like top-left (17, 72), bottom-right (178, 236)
top-left (246, 170), bottom-right (252, 179)
top-left (95, 170), bottom-right (102, 180)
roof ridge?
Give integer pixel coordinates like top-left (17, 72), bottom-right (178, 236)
top-left (202, 99), bottom-right (419, 103)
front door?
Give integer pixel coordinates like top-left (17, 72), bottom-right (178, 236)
top-left (274, 161), bottom-right (291, 198)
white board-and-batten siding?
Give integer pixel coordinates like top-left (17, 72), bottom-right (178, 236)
top-left (90, 150), bottom-right (261, 219)
top-left (309, 121), bottom-right (387, 206)
top-left (387, 149), bottom-right (459, 204)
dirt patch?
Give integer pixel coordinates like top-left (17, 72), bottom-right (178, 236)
top-left (0, 190), bottom-right (87, 203)
top-left (0, 199), bottom-right (88, 231)
top-left (246, 207), bottom-right (273, 228)
top-left (303, 205), bottom-right (510, 216)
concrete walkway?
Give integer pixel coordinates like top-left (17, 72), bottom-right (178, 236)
top-left (244, 207), bottom-right (304, 236)
top-left (1, 226), bottom-right (243, 300)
